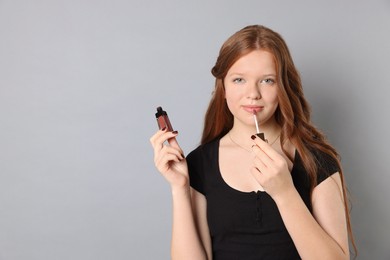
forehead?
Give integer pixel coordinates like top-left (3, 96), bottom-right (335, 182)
top-left (227, 50), bottom-right (276, 75)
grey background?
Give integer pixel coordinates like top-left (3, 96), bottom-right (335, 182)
top-left (0, 0), bottom-right (389, 259)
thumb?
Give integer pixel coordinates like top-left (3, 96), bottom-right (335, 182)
top-left (167, 134), bottom-right (184, 156)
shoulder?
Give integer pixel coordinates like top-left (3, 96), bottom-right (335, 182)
top-left (186, 138), bottom-right (220, 195)
top-left (186, 137), bottom-right (220, 177)
top-left (310, 147), bottom-right (341, 185)
top-left (186, 138), bottom-right (219, 164)
top-left (312, 148), bottom-right (340, 173)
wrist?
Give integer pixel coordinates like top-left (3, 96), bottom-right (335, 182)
top-left (272, 187), bottom-right (299, 207)
top-left (171, 183), bottom-right (190, 196)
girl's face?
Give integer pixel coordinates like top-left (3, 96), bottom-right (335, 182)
top-left (224, 50), bottom-right (279, 130)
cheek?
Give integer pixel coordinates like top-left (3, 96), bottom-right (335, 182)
top-left (224, 87), bottom-right (241, 103)
top-left (225, 93), bottom-right (236, 111)
top-left (224, 90), bottom-right (242, 114)
top-left (264, 89), bottom-right (279, 103)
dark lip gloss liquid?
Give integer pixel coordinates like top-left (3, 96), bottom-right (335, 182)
top-left (155, 106), bottom-right (173, 131)
top-left (256, 132), bottom-right (265, 141)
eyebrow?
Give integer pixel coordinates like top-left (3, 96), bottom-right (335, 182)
top-left (227, 72), bottom-right (277, 77)
top-left (262, 74), bottom-right (277, 77)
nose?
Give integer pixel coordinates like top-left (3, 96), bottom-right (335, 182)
top-left (247, 82), bottom-right (261, 100)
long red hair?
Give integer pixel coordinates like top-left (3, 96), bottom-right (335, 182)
top-left (201, 25), bottom-right (356, 256)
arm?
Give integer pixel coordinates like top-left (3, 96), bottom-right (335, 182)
top-left (274, 173), bottom-right (349, 259)
top-left (170, 186), bottom-right (210, 260)
top-left (150, 129), bottom-right (209, 260)
top-left (191, 188), bottom-right (213, 259)
top-left (250, 135), bottom-right (349, 259)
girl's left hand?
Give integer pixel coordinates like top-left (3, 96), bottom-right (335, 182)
top-left (250, 135), bottom-right (295, 201)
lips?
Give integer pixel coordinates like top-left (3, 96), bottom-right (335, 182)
top-left (242, 106), bottom-right (263, 113)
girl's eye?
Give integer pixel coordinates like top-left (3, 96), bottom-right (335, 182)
top-left (261, 78), bottom-right (275, 84)
top-left (233, 78), bottom-right (245, 84)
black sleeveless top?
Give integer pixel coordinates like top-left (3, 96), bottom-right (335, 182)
top-left (187, 138), bottom-right (339, 260)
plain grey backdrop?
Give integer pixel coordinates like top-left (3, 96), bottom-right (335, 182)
top-left (0, 0), bottom-right (389, 259)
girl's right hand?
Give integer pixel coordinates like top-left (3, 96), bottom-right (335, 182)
top-left (150, 128), bottom-right (189, 189)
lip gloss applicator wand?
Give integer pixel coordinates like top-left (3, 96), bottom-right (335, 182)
top-left (253, 110), bottom-right (266, 141)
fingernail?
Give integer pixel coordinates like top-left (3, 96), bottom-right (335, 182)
top-left (172, 130), bottom-right (178, 134)
top-left (251, 135), bottom-right (256, 140)
top-left (161, 127), bottom-right (167, 131)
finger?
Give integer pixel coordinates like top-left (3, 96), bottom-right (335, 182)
top-left (156, 151), bottom-right (182, 166)
top-left (250, 166), bottom-right (264, 185)
top-left (167, 131), bottom-right (179, 148)
top-left (252, 155), bottom-right (268, 174)
top-left (154, 145), bottom-right (184, 168)
top-left (155, 153), bottom-right (182, 173)
top-left (152, 130), bottom-right (179, 154)
top-left (158, 145), bottom-right (184, 161)
top-left (252, 144), bottom-right (274, 166)
top-left (156, 156), bottom-right (179, 174)
top-left (167, 131), bottom-right (185, 155)
top-left (150, 127), bottom-right (169, 146)
top-left (251, 134), bottom-right (280, 160)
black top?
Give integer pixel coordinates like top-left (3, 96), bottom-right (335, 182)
top-left (187, 138), bottom-right (339, 260)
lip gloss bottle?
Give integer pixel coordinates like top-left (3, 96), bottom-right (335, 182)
top-left (155, 106), bottom-right (173, 131)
